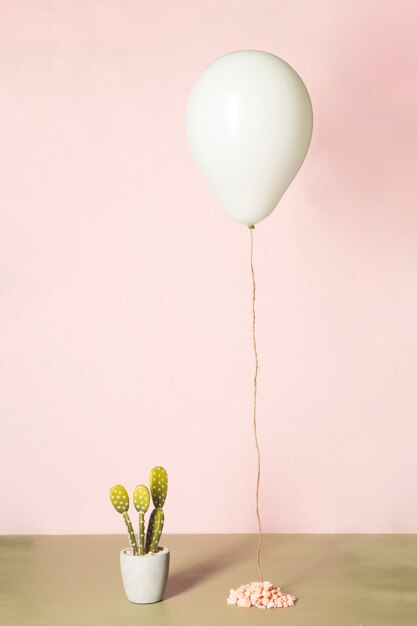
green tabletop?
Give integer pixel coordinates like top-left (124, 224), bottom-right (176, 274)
top-left (1, 534), bottom-right (416, 625)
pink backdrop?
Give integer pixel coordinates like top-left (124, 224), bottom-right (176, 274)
top-left (1, 1), bottom-right (417, 534)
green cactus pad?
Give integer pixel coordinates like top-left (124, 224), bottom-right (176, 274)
top-left (133, 485), bottom-right (150, 555)
top-left (133, 485), bottom-right (150, 513)
top-left (109, 485), bottom-right (129, 514)
top-left (145, 507), bottom-right (165, 553)
top-left (109, 485), bottom-right (138, 555)
top-left (149, 466), bottom-right (168, 509)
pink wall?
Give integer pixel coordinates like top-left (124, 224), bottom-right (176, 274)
top-left (1, 1), bottom-right (417, 534)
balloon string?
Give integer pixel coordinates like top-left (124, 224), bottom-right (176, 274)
top-left (249, 225), bottom-right (264, 583)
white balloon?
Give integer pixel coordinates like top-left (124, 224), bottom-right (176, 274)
top-left (186, 50), bottom-right (313, 226)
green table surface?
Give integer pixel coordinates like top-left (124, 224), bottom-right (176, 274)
top-left (1, 534), bottom-right (416, 625)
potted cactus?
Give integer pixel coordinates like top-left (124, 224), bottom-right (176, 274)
top-left (109, 466), bottom-right (169, 604)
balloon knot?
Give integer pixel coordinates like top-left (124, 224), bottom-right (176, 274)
top-left (247, 224), bottom-right (255, 231)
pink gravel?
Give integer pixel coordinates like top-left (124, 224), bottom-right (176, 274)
top-left (227, 581), bottom-right (296, 609)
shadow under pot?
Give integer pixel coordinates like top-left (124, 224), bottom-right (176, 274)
top-left (120, 547), bottom-right (170, 604)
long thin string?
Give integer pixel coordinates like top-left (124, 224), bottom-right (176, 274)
top-left (249, 225), bottom-right (264, 582)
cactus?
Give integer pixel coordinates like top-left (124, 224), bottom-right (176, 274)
top-left (145, 507), bottom-right (165, 553)
top-left (133, 485), bottom-right (150, 555)
top-left (109, 467), bottom-right (168, 556)
top-left (109, 484), bottom-right (138, 555)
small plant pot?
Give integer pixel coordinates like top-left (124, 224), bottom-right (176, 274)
top-left (120, 547), bottom-right (170, 604)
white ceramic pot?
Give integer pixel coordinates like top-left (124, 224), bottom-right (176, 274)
top-left (120, 547), bottom-right (170, 604)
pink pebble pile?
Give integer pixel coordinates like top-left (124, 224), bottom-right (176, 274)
top-left (227, 580), bottom-right (296, 609)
